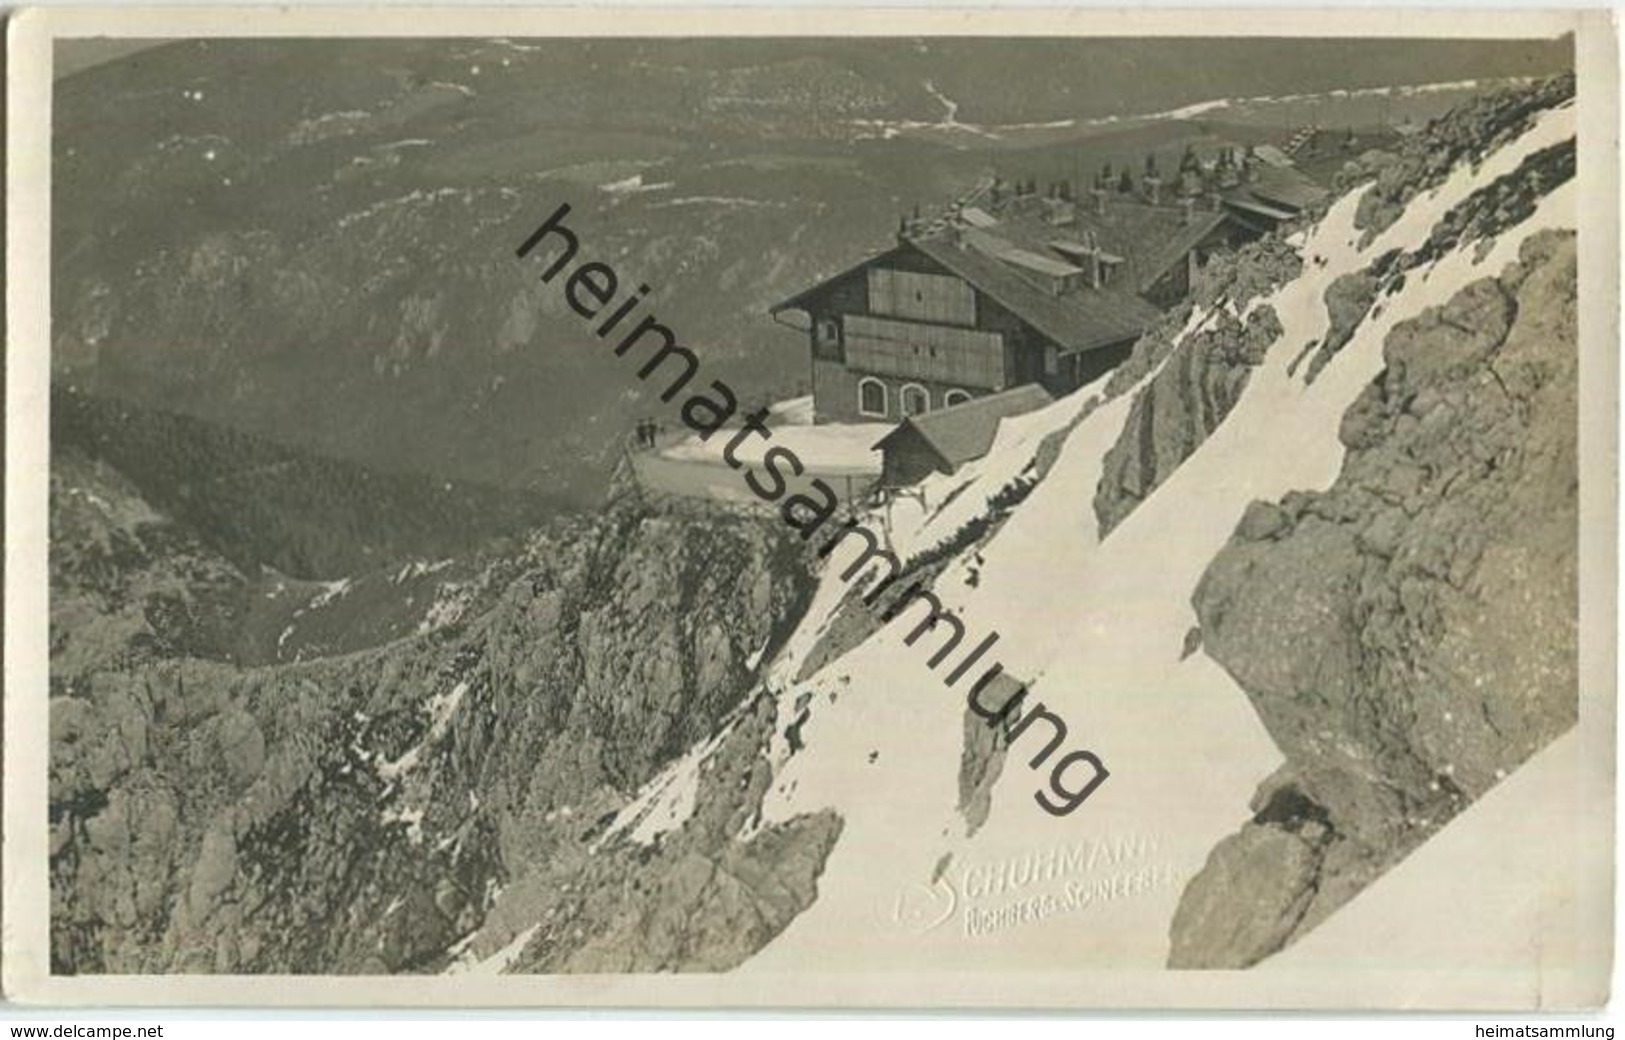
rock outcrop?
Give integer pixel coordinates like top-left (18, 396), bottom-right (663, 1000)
top-left (49, 496), bottom-right (832, 974)
top-left (1349, 75), bottom-right (1574, 241)
top-left (49, 446), bottom-right (251, 682)
top-left (1090, 232), bottom-right (1304, 540)
top-left (1094, 304), bottom-right (1284, 537)
top-left (500, 695), bottom-right (842, 973)
top-left (1103, 236), bottom-right (1303, 402)
top-left (1300, 268), bottom-right (1381, 384)
top-left (1169, 230), bottom-right (1577, 968)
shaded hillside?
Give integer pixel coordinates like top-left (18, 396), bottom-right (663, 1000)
top-left (61, 36), bottom-right (1570, 130)
top-left (53, 388), bottom-right (560, 579)
top-left (50, 432), bottom-right (560, 684)
top-left (50, 39), bottom-right (978, 506)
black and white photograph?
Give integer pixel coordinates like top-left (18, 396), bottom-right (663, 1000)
top-left (4, 6), bottom-right (1616, 1012)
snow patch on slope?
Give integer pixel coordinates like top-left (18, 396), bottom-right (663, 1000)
top-left (880, 384), bottom-right (1102, 564)
top-left (739, 102), bottom-right (1576, 975)
top-left (378, 680), bottom-right (470, 781)
top-left (444, 924), bottom-right (540, 976)
top-left (599, 721), bottom-right (736, 847)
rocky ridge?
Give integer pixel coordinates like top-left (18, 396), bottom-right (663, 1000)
top-left (1094, 76), bottom-right (1575, 544)
top-left (1168, 228), bottom-right (1577, 968)
top-left (1094, 299), bottom-right (1287, 537)
top-left (50, 484), bottom-right (833, 973)
top-left (1344, 74), bottom-right (1575, 241)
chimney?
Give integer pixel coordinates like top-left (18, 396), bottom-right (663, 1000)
top-left (1083, 230), bottom-right (1102, 289)
top-left (1144, 173), bottom-right (1162, 206)
top-left (1090, 186), bottom-right (1107, 217)
top-left (1180, 196), bottom-right (1196, 226)
top-left (1206, 189), bottom-right (1222, 212)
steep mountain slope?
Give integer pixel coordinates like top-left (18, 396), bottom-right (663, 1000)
top-left (600, 76), bottom-right (1574, 976)
top-left (1168, 226), bottom-right (1576, 967)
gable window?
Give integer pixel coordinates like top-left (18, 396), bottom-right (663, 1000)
top-left (943, 389), bottom-right (972, 407)
top-left (858, 377), bottom-right (888, 418)
top-left (900, 384), bottom-right (930, 417)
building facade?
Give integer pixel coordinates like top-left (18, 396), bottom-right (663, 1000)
top-left (774, 186), bottom-right (1250, 425)
top-left (774, 232), bottom-right (1165, 425)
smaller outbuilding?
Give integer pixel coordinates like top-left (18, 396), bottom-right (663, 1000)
top-left (1222, 164), bottom-right (1330, 233)
top-left (872, 384), bottom-right (1055, 488)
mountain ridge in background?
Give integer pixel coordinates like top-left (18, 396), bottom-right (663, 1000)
top-left (53, 36), bottom-right (1571, 507)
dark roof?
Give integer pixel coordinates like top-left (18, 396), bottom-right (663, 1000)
top-left (989, 202), bottom-right (1231, 297)
top-left (874, 385), bottom-right (1055, 470)
top-left (1127, 209), bottom-right (1232, 293)
top-left (907, 235), bottom-right (1161, 354)
top-left (1223, 196), bottom-right (1297, 222)
top-left (769, 246), bottom-right (901, 317)
top-left (771, 236), bottom-right (1159, 354)
top-left (1232, 166), bottom-right (1329, 214)
top-left (1220, 205), bottom-right (1282, 238)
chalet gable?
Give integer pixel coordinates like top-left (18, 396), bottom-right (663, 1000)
top-left (771, 231), bottom-right (1162, 356)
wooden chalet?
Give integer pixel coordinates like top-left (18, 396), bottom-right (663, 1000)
top-left (771, 183), bottom-right (1249, 425)
top-left (1221, 163), bottom-right (1332, 234)
top-left (873, 384), bottom-right (1054, 488)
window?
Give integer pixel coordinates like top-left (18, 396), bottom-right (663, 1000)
top-left (817, 319), bottom-right (840, 346)
top-left (900, 384), bottom-right (930, 417)
top-left (858, 378), bottom-right (888, 418)
top-left (943, 389), bottom-right (972, 407)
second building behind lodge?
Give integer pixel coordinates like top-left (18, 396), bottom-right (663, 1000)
top-left (772, 155), bottom-right (1326, 425)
